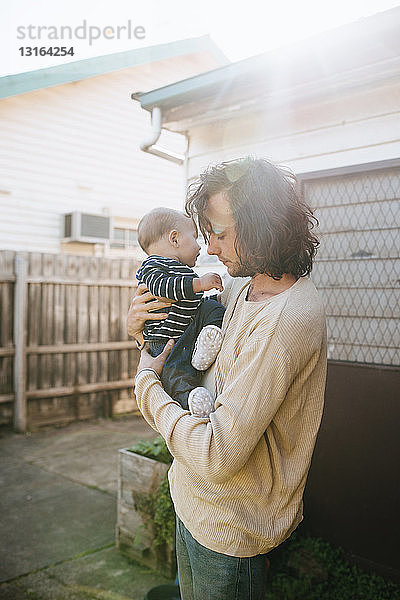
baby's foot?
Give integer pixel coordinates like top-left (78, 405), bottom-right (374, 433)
top-left (188, 387), bottom-right (215, 418)
top-left (191, 325), bottom-right (223, 371)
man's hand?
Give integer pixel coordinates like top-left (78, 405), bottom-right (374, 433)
top-left (127, 284), bottom-right (175, 343)
top-left (137, 340), bottom-right (175, 377)
top-left (193, 272), bottom-right (224, 293)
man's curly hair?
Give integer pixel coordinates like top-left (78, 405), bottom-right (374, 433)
top-left (185, 157), bottom-right (319, 280)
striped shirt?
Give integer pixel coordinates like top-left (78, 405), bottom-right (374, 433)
top-left (135, 275), bottom-right (327, 556)
top-left (136, 255), bottom-right (203, 342)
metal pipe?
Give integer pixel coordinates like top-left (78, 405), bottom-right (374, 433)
top-left (139, 106), bottom-right (185, 165)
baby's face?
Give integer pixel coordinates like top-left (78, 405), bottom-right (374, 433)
top-left (176, 220), bottom-right (201, 267)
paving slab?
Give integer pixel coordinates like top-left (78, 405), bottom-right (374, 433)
top-left (0, 455), bottom-right (115, 581)
top-left (0, 416), bottom-right (155, 496)
top-left (0, 416), bottom-right (161, 592)
top-left (0, 571), bottom-right (89, 600)
top-left (49, 546), bottom-right (173, 599)
top-left (0, 547), bottom-right (173, 600)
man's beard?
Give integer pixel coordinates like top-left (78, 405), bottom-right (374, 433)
top-left (228, 261), bottom-right (255, 278)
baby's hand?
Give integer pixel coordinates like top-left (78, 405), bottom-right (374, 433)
top-left (195, 272), bottom-right (224, 293)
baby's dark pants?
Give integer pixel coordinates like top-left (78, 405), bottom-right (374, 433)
top-left (148, 297), bottom-right (225, 409)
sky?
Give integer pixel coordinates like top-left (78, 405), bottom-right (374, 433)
top-left (1, 0), bottom-right (400, 77)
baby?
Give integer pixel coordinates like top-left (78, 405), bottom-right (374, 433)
top-left (136, 207), bottom-right (225, 417)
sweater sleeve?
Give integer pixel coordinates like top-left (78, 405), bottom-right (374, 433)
top-left (137, 260), bottom-right (200, 301)
top-left (134, 336), bottom-right (293, 485)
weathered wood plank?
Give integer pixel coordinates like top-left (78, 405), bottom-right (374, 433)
top-left (42, 254), bottom-right (56, 395)
top-left (77, 284), bottom-right (89, 385)
top-left (0, 394), bottom-right (14, 404)
top-left (52, 296), bottom-right (65, 389)
top-left (88, 257), bottom-right (100, 416)
top-left (0, 346), bottom-right (14, 357)
top-left (119, 287), bottom-right (130, 378)
top-left (13, 254), bottom-right (28, 432)
top-left (109, 283), bottom-right (120, 406)
top-left (0, 250), bottom-right (15, 275)
top-left (39, 280), bottom-right (53, 392)
top-left (0, 252), bottom-right (15, 407)
top-left (64, 282), bottom-right (77, 387)
top-left (110, 260), bottom-right (121, 411)
top-left (96, 258), bottom-right (111, 417)
top-left (27, 253), bottom-right (42, 394)
top-left (26, 341), bottom-right (137, 354)
top-left (0, 281), bottom-right (14, 400)
top-left (98, 280), bottom-right (110, 384)
top-left (27, 378), bottom-right (134, 398)
top-left (0, 378), bottom-right (134, 404)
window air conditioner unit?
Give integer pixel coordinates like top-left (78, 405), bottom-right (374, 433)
top-left (63, 212), bottom-right (111, 244)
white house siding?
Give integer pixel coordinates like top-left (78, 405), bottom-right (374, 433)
top-left (184, 79), bottom-right (400, 366)
top-left (0, 50), bottom-right (219, 253)
top-left (186, 79), bottom-right (400, 179)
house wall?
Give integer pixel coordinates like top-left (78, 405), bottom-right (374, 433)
top-left (301, 165), bottom-right (399, 578)
top-left (0, 50), bottom-right (219, 254)
top-left (304, 361), bottom-right (400, 581)
top-left (186, 78), bottom-right (400, 178)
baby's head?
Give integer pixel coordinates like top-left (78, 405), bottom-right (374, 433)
top-left (138, 207), bottom-right (201, 267)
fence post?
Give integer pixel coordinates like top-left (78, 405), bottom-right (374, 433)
top-left (14, 254), bottom-right (28, 432)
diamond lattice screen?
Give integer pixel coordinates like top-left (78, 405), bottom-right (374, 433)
top-left (302, 167), bottom-right (400, 366)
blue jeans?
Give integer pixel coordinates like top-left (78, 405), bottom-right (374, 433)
top-left (176, 517), bottom-right (268, 600)
top-left (149, 297), bottom-right (225, 410)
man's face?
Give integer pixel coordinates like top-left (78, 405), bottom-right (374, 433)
top-left (204, 192), bottom-right (250, 277)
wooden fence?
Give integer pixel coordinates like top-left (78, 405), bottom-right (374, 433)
top-left (0, 250), bottom-right (140, 430)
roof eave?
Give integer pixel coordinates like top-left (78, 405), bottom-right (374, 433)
top-left (134, 7), bottom-right (400, 131)
top-left (143, 55), bottom-right (400, 133)
top-left (0, 35), bottom-right (228, 100)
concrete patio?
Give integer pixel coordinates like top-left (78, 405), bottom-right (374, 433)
top-left (0, 415), bottom-right (175, 599)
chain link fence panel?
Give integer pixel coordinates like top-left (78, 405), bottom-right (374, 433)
top-left (302, 166), bottom-right (400, 366)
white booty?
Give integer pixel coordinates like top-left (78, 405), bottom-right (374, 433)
top-left (191, 325), bottom-right (223, 371)
top-left (188, 387), bottom-right (215, 418)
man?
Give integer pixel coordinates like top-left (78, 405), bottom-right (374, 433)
top-left (128, 157), bottom-right (327, 600)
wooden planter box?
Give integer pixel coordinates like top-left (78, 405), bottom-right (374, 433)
top-left (116, 448), bottom-right (176, 577)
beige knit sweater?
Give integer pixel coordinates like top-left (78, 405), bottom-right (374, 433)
top-left (135, 275), bottom-right (327, 557)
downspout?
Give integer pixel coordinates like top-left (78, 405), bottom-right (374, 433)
top-left (137, 104), bottom-right (186, 166)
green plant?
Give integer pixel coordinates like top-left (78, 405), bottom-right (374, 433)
top-left (127, 436), bottom-right (173, 465)
top-left (267, 530), bottom-right (400, 600)
top-left (152, 474), bottom-right (176, 547)
top-left (127, 437), bottom-right (175, 549)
